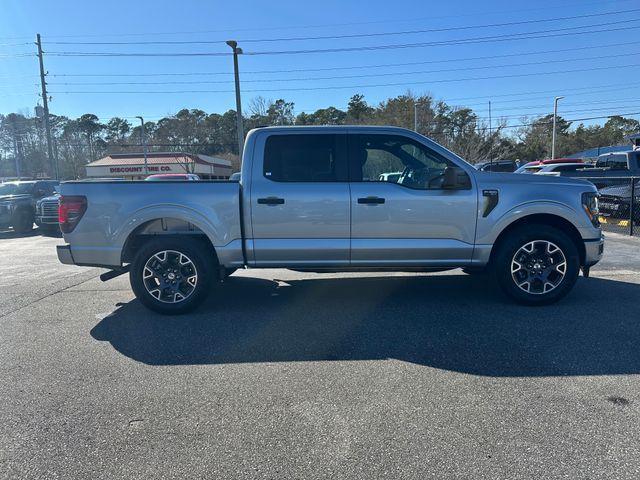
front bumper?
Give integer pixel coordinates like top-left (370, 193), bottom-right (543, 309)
top-left (35, 215), bottom-right (59, 226)
top-left (584, 234), bottom-right (604, 267)
top-left (57, 245), bottom-right (75, 265)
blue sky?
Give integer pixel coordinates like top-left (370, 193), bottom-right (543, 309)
top-left (1, 0), bottom-right (639, 128)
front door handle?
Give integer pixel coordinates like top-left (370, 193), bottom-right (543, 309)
top-left (257, 197), bottom-right (285, 205)
top-left (357, 196), bottom-right (385, 205)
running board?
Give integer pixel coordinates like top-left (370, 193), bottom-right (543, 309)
top-left (99, 266), bottom-right (130, 282)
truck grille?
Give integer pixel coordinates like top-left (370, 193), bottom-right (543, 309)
top-left (41, 201), bottom-right (59, 217)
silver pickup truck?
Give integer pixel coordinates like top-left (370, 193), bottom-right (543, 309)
top-left (57, 126), bottom-right (604, 314)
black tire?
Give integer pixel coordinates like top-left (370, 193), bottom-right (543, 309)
top-left (12, 209), bottom-right (34, 234)
top-left (494, 225), bottom-right (580, 305)
top-left (39, 225), bottom-right (61, 236)
top-left (129, 237), bottom-right (216, 314)
top-left (223, 268), bottom-right (237, 279)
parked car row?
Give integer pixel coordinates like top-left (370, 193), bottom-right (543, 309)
top-left (0, 180), bottom-right (59, 233)
top-left (513, 151), bottom-right (640, 226)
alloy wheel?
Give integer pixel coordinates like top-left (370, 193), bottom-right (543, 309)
top-left (511, 240), bottom-right (567, 295)
top-left (142, 250), bottom-right (198, 303)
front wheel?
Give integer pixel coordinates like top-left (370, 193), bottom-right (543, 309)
top-left (12, 210), bottom-right (34, 234)
top-left (129, 237), bottom-right (215, 314)
top-left (494, 225), bottom-right (580, 305)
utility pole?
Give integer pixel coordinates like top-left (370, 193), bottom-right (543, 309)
top-left (551, 96), bottom-right (564, 159)
top-left (488, 100), bottom-right (493, 167)
top-left (135, 116), bottom-right (148, 175)
top-left (414, 103), bottom-right (419, 132)
top-left (36, 34), bottom-right (57, 179)
top-left (226, 40), bottom-right (245, 159)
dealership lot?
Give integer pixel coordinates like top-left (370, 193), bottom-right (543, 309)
top-left (2, 232), bottom-right (640, 479)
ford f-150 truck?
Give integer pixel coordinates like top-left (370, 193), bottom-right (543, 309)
top-left (57, 126), bottom-right (604, 314)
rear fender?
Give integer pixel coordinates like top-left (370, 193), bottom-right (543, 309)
top-left (114, 204), bottom-right (226, 252)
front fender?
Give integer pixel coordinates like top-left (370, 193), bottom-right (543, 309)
top-left (476, 200), bottom-right (582, 246)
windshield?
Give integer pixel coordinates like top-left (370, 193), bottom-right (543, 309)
top-left (0, 183), bottom-right (34, 195)
top-left (0, 184), bottom-right (17, 196)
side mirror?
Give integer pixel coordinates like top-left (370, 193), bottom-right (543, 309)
top-left (442, 166), bottom-right (471, 190)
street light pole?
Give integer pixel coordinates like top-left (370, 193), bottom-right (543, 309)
top-left (551, 96), bottom-right (564, 159)
top-left (135, 116), bottom-right (148, 176)
top-left (226, 40), bottom-right (245, 159)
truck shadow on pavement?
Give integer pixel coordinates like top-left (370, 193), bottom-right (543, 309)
top-left (91, 273), bottom-right (640, 376)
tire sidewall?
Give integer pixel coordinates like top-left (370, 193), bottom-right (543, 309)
top-left (12, 209), bottom-right (34, 233)
top-left (495, 225), bottom-right (580, 305)
top-left (130, 237), bottom-right (215, 314)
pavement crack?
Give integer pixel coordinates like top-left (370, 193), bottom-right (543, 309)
top-left (0, 269), bottom-right (102, 319)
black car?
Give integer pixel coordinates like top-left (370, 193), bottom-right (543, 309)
top-left (475, 160), bottom-right (520, 173)
top-left (0, 180), bottom-right (59, 233)
top-left (598, 180), bottom-right (640, 225)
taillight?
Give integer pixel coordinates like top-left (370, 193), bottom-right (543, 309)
top-left (58, 195), bottom-right (87, 233)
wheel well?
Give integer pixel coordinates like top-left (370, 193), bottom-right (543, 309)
top-left (121, 218), bottom-right (218, 265)
top-left (489, 214), bottom-right (586, 266)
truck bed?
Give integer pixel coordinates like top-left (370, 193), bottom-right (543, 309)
top-left (59, 180), bottom-right (243, 268)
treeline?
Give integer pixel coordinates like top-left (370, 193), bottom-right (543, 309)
top-left (1, 92), bottom-right (638, 179)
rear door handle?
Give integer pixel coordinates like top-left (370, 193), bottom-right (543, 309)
top-left (257, 197), bottom-right (285, 205)
top-left (357, 196), bottom-right (385, 205)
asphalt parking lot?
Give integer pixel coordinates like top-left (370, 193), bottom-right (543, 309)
top-left (2, 231), bottom-right (640, 479)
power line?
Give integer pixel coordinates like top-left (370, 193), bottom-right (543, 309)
top-left (443, 81), bottom-right (640, 103)
top-left (245, 21), bottom-right (640, 56)
top-left (44, 7), bottom-right (640, 44)
top-left (476, 105), bottom-right (640, 120)
top-left (2, 0), bottom-right (635, 40)
top-left (0, 53), bottom-right (34, 58)
top-left (477, 99), bottom-right (640, 113)
top-left (44, 19), bottom-right (640, 57)
top-left (0, 42), bottom-right (32, 47)
top-left (496, 112), bottom-right (640, 129)
top-left (295, 83), bottom-right (640, 112)
top-left (47, 63), bottom-right (640, 95)
top-left (45, 51), bottom-right (639, 86)
top-left (47, 40), bottom-right (640, 77)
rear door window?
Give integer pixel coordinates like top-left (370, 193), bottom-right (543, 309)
top-left (263, 134), bottom-right (347, 182)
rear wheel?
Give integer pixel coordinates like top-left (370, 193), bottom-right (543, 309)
top-left (494, 225), bottom-right (580, 305)
top-left (130, 237), bottom-right (215, 314)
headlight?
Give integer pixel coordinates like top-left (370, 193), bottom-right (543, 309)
top-left (582, 192), bottom-right (600, 227)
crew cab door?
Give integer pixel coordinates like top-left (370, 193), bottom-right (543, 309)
top-left (248, 132), bottom-right (350, 266)
top-left (348, 132), bottom-right (477, 266)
